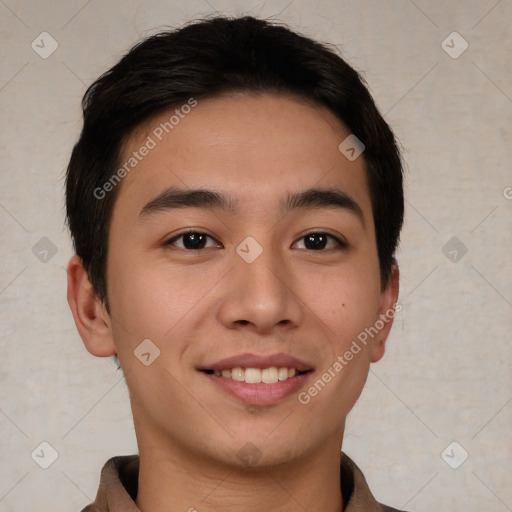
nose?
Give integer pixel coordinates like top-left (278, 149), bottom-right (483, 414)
top-left (216, 242), bottom-right (304, 335)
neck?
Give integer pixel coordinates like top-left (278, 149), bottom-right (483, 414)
top-left (134, 433), bottom-right (345, 512)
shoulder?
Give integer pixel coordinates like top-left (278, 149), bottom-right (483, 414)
top-left (341, 452), bottom-right (413, 512)
top-left (79, 454), bottom-right (140, 511)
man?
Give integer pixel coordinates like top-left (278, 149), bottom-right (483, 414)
top-left (65, 15), bottom-right (407, 512)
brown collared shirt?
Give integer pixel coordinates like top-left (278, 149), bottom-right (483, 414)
top-left (81, 452), bottom-right (409, 511)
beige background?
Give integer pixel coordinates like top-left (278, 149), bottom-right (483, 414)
top-left (1, 1), bottom-right (511, 510)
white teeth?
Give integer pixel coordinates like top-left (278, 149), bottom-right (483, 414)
top-left (245, 368), bottom-right (262, 383)
top-left (261, 367), bottom-right (278, 384)
top-left (231, 367), bottom-right (244, 381)
top-left (212, 367), bottom-right (300, 383)
top-left (278, 367), bottom-right (289, 381)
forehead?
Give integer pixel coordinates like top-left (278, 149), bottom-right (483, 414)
top-left (113, 92), bottom-right (372, 223)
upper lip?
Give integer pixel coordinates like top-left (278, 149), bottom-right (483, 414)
top-left (198, 352), bottom-right (314, 372)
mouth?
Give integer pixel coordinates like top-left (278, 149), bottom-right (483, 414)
top-left (198, 353), bottom-right (314, 405)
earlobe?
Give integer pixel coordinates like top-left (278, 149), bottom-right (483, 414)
top-left (66, 255), bottom-right (116, 357)
top-left (370, 263), bottom-right (400, 363)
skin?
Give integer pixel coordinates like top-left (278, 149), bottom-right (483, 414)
top-left (67, 91), bottom-right (399, 512)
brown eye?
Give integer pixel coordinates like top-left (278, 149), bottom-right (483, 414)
top-left (294, 232), bottom-right (347, 251)
top-left (165, 231), bottom-right (221, 250)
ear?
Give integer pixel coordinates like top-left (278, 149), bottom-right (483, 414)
top-left (66, 255), bottom-right (116, 357)
top-left (370, 263), bottom-right (400, 363)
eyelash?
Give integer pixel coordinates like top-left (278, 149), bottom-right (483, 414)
top-left (163, 230), bottom-right (348, 252)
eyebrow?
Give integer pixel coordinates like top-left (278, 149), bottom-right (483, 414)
top-left (139, 186), bottom-right (365, 226)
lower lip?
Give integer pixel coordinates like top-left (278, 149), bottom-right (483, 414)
top-left (201, 371), bottom-right (311, 406)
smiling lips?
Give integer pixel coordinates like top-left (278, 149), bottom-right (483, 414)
top-left (198, 352), bottom-right (313, 403)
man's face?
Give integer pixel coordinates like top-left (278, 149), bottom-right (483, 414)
top-left (102, 92), bottom-right (398, 467)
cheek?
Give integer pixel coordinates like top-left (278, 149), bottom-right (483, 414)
top-left (107, 254), bottom-right (206, 337)
top-left (105, 253), bottom-right (226, 378)
top-left (306, 266), bottom-right (381, 341)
